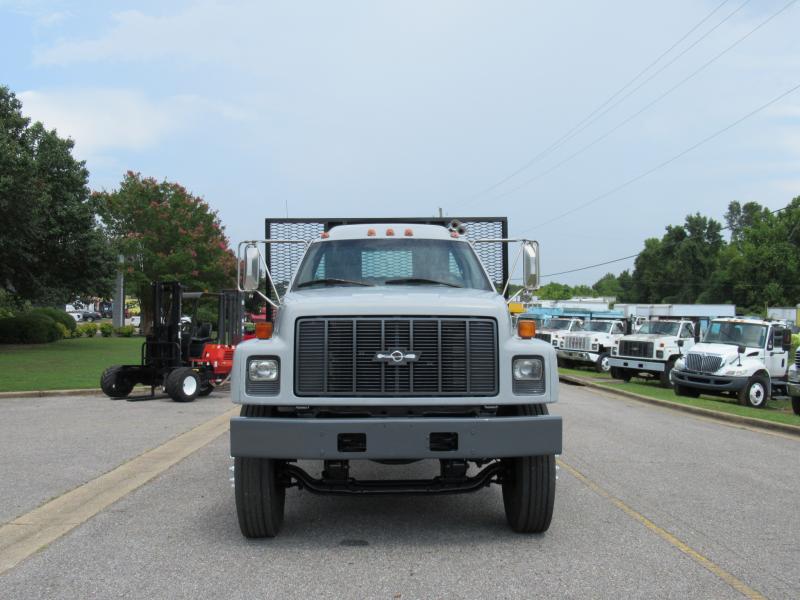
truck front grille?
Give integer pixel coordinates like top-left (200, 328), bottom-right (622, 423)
top-left (685, 353), bottom-right (723, 373)
top-left (564, 335), bottom-right (589, 351)
top-left (295, 317), bottom-right (498, 397)
top-left (795, 348), bottom-right (800, 368)
top-left (535, 332), bottom-right (551, 344)
top-left (619, 340), bottom-right (653, 358)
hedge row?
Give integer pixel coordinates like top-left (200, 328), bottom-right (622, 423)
top-left (0, 313), bottom-right (62, 344)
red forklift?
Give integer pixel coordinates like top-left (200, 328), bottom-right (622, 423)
top-left (100, 281), bottom-right (246, 402)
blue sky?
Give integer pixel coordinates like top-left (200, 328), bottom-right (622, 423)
top-left (2, 0), bottom-right (799, 284)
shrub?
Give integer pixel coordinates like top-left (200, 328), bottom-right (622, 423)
top-left (0, 313), bottom-right (61, 344)
top-left (70, 327), bottom-right (83, 338)
top-left (115, 325), bottom-right (136, 337)
top-left (54, 322), bottom-right (70, 339)
top-left (79, 322), bottom-right (98, 337)
top-left (100, 323), bottom-right (114, 337)
top-left (28, 307), bottom-right (77, 332)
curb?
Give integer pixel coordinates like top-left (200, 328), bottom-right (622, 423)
top-left (560, 374), bottom-right (800, 438)
top-left (0, 388), bottom-right (105, 399)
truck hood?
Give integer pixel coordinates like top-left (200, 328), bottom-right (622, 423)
top-left (686, 343), bottom-right (750, 361)
top-left (621, 334), bottom-right (673, 343)
top-left (278, 286), bottom-right (510, 321)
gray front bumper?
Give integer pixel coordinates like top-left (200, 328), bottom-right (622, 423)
top-left (671, 369), bottom-right (748, 392)
top-left (557, 350), bottom-right (599, 363)
top-left (230, 415), bottom-right (562, 460)
top-left (609, 357), bottom-right (666, 372)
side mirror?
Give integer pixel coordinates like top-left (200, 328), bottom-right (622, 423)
top-left (522, 241), bottom-right (540, 291)
top-left (677, 340), bottom-right (684, 347)
top-left (782, 330), bottom-right (792, 352)
top-left (737, 344), bottom-right (746, 355)
top-left (243, 244), bottom-right (261, 292)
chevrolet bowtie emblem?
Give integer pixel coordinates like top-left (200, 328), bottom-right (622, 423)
top-left (374, 350), bottom-right (420, 365)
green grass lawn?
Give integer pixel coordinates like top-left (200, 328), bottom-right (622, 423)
top-left (559, 368), bottom-right (800, 427)
top-left (0, 337), bottom-right (143, 392)
top-left (558, 365), bottom-right (612, 379)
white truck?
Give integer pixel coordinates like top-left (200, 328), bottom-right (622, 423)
top-left (537, 318), bottom-right (583, 352)
top-left (557, 319), bottom-right (626, 372)
top-left (229, 218), bottom-right (562, 537)
top-left (609, 320), bottom-right (698, 387)
top-left (786, 348), bottom-right (800, 415)
top-left (670, 317), bottom-right (793, 407)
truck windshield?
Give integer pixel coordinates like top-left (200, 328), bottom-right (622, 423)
top-left (703, 322), bottom-right (767, 347)
top-left (292, 239), bottom-right (493, 291)
top-left (583, 321), bottom-right (613, 333)
top-left (637, 321), bottom-right (680, 336)
top-left (546, 319), bottom-right (578, 331)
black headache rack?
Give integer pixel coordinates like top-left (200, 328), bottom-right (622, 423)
top-left (263, 217), bottom-right (509, 306)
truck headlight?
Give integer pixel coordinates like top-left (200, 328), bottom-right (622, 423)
top-left (513, 357), bottom-right (543, 380)
top-left (591, 343), bottom-right (598, 351)
top-left (248, 359), bottom-right (279, 381)
top-left (656, 350), bottom-right (664, 359)
top-left (612, 347), bottom-right (617, 355)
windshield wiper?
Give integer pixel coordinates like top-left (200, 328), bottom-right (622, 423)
top-left (384, 278), bottom-right (463, 288)
top-left (296, 278), bottom-right (373, 288)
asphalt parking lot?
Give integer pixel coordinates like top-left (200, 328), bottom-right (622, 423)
top-left (1, 385), bottom-right (797, 599)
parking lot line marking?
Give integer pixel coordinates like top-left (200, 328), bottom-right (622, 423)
top-left (557, 458), bottom-right (766, 600)
top-left (0, 405), bottom-right (239, 576)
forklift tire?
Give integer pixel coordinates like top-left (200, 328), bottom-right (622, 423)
top-left (100, 366), bottom-right (134, 398)
top-left (198, 383), bottom-right (214, 397)
top-left (165, 368), bottom-right (200, 403)
top-left (792, 396), bottom-right (800, 416)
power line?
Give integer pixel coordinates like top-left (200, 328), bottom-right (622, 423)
top-left (517, 79), bottom-right (800, 236)
top-left (460, 0), bottom-right (741, 204)
top-left (479, 0), bottom-right (796, 204)
top-left (539, 206), bottom-right (791, 279)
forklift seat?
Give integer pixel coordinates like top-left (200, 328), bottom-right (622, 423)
top-left (188, 322), bottom-right (213, 359)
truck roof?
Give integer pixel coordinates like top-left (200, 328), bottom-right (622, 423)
top-left (323, 223), bottom-right (458, 241)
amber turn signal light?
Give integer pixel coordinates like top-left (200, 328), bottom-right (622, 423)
top-left (518, 320), bottom-right (535, 339)
top-left (255, 322), bottom-right (273, 340)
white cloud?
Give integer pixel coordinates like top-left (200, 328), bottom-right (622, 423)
top-left (17, 88), bottom-right (252, 158)
top-left (32, 2), bottom-right (265, 67)
top-left (36, 10), bottom-right (69, 27)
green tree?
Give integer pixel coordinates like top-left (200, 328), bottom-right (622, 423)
top-left (94, 172), bottom-right (237, 328)
top-left (592, 272), bottom-right (622, 298)
top-left (536, 282), bottom-right (573, 301)
top-left (0, 85), bottom-right (113, 304)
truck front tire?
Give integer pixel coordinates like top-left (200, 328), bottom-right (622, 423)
top-left (235, 405), bottom-right (286, 538)
top-left (792, 396), bottom-right (800, 416)
top-left (674, 383), bottom-right (699, 398)
top-left (501, 403), bottom-right (556, 534)
top-left (738, 375), bottom-right (769, 408)
top-left (658, 359), bottom-right (675, 388)
top-left (595, 353), bottom-right (610, 373)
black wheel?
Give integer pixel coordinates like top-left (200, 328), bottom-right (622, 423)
top-left (658, 359), bottom-right (675, 388)
top-left (198, 383), bottom-right (214, 397)
top-left (610, 367), bottom-right (622, 380)
top-left (501, 403), bottom-right (556, 534)
top-left (792, 396), bottom-right (800, 416)
top-left (674, 384), bottom-right (700, 398)
top-left (235, 405), bottom-right (286, 538)
top-left (595, 352), bottom-right (610, 373)
top-left (100, 366), bottom-right (134, 398)
top-left (85, 317), bottom-right (94, 322)
top-left (738, 374), bottom-right (770, 408)
top-left (165, 367), bottom-right (200, 403)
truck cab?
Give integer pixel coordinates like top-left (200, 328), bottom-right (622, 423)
top-left (230, 219), bottom-right (561, 537)
top-left (609, 319), bottom-right (697, 387)
top-left (671, 318), bottom-right (792, 407)
top-left (557, 319), bottom-right (625, 372)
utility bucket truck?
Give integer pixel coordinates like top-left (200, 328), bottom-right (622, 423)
top-left (229, 217), bottom-right (561, 537)
top-left (609, 320), bottom-right (699, 387)
top-left (670, 317), bottom-right (793, 407)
